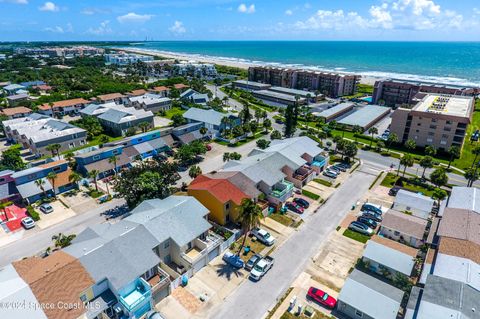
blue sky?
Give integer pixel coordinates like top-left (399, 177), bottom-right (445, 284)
top-left (0, 0), bottom-right (479, 41)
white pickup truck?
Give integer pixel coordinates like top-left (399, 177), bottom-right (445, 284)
top-left (249, 256), bottom-right (274, 281)
top-left (251, 227), bottom-right (276, 246)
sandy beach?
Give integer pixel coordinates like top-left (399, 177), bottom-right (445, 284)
top-left (115, 47), bottom-right (379, 85)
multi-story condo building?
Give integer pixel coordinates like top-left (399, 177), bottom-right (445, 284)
top-left (172, 63), bottom-right (217, 78)
top-left (390, 94), bottom-right (474, 151)
top-left (372, 79), bottom-right (478, 107)
top-left (14, 46), bottom-right (104, 57)
top-left (38, 98), bottom-right (89, 117)
top-left (105, 53), bottom-right (154, 65)
top-left (3, 113), bottom-right (87, 156)
top-left (248, 66), bottom-right (360, 97)
top-left (126, 94), bottom-right (172, 113)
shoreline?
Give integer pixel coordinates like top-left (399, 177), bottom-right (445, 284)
top-left (115, 47), bottom-right (380, 85)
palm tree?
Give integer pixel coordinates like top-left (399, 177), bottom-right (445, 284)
top-left (333, 136), bottom-right (343, 153)
top-left (464, 168), bottom-right (479, 187)
top-left (220, 117), bottom-right (230, 138)
top-left (68, 172), bottom-right (82, 189)
top-left (0, 201), bottom-right (13, 222)
top-left (88, 170), bottom-right (100, 192)
top-left (263, 119), bottom-right (271, 133)
top-left (447, 145), bottom-right (460, 169)
top-left (404, 139), bottom-right (416, 152)
top-left (386, 133), bottom-right (398, 153)
top-left (367, 127), bottom-right (378, 147)
top-left (199, 126), bottom-right (208, 139)
top-left (52, 233), bottom-right (76, 248)
top-left (419, 156), bottom-right (434, 178)
top-left (48, 102), bottom-right (55, 117)
top-left (236, 199), bottom-right (263, 256)
top-left (352, 125), bottom-right (363, 143)
top-left (46, 172), bottom-right (58, 199)
top-left (432, 188), bottom-right (447, 207)
top-left (425, 145), bottom-right (437, 158)
top-left (109, 156), bottom-right (119, 175)
top-left (400, 154), bottom-right (414, 177)
top-left (188, 166), bottom-right (202, 179)
top-left (138, 121), bottom-right (150, 133)
top-left (34, 179), bottom-right (47, 198)
top-left (46, 144), bottom-right (61, 159)
top-left (471, 146), bottom-right (480, 168)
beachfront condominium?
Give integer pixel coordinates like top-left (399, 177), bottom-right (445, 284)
top-left (248, 66), bottom-right (360, 98)
top-left (105, 52), bottom-right (154, 65)
top-left (372, 79), bottom-right (478, 107)
top-left (390, 94), bottom-right (474, 151)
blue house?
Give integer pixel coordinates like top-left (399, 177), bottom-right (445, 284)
top-left (182, 108), bottom-right (241, 138)
top-left (12, 160), bottom-right (76, 203)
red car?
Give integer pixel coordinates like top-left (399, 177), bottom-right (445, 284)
top-left (307, 287), bottom-right (337, 309)
top-left (206, 144), bottom-right (212, 151)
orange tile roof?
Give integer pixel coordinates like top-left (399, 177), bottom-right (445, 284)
top-left (371, 235), bottom-right (418, 257)
top-left (39, 159), bottom-right (67, 169)
top-left (439, 237), bottom-right (480, 265)
top-left (13, 251), bottom-right (95, 319)
top-left (32, 84), bottom-right (53, 91)
top-left (97, 92), bottom-right (125, 101)
top-left (129, 89), bottom-right (147, 96)
top-left (53, 168), bottom-right (74, 188)
top-left (152, 86), bottom-right (170, 92)
top-left (173, 83), bottom-right (189, 90)
top-left (1, 106), bottom-right (32, 116)
top-left (189, 175), bottom-right (250, 205)
top-left (39, 98), bottom-right (89, 110)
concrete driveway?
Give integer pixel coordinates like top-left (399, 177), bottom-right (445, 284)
top-left (36, 200), bottom-right (76, 229)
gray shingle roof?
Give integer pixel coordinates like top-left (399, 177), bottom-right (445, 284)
top-left (183, 108), bottom-right (232, 127)
top-left (16, 178), bottom-right (53, 198)
top-left (338, 105), bottom-right (391, 128)
top-left (339, 269), bottom-right (404, 319)
top-left (363, 240), bottom-right (416, 276)
top-left (381, 209), bottom-right (428, 239)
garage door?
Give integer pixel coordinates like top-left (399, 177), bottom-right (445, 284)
top-left (193, 258), bottom-right (206, 273)
top-left (208, 247), bottom-right (219, 262)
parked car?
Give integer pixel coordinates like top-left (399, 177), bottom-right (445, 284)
top-left (336, 162), bottom-right (351, 169)
top-left (332, 164), bottom-right (347, 172)
top-left (249, 256), bottom-right (274, 281)
top-left (206, 144), bottom-right (212, 151)
top-left (285, 202), bottom-right (304, 214)
top-left (251, 227), bottom-right (276, 246)
top-left (145, 311), bottom-right (166, 319)
top-left (245, 254), bottom-right (262, 271)
top-left (388, 187), bottom-right (402, 196)
top-left (323, 171), bottom-right (337, 179)
top-left (357, 216), bottom-right (378, 229)
top-left (361, 212), bottom-right (383, 222)
top-left (348, 221), bottom-right (373, 236)
top-left (328, 166), bottom-right (341, 173)
top-left (362, 203), bottom-right (383, 215)
top-left (39, 203), bottom-right (53, 214)
top-left (222, 251), bottom-right (244, 268)
top-left (307, 287), bottom-right (337, 309)
top-left (21, 217), bottom-right (36, 229)
top-left (293, 197), bottom-right (310, 209)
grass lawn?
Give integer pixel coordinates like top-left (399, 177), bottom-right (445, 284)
top-left (302, 189), bottom-right (321, 200)
top-left (234, 236), bottom-right (267, 262)
top-left (164, 106), bottom-right (186, 119)
top-left (380, 172), bottom-right (436, 196)
top-left (314, 178), bottom-right (333, 187)
top-left (451, 100), bottom-right (480, 169)
top-left (342, 229), bottom-right (370, 244)
top-left (268, 213), bottom-right (294, 227)
top-left (280, 310), bottom-right (334, 319)
top-left (215, 130), bottom-right (269, 147)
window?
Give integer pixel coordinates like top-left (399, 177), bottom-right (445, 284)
top-left (394, 231), bottom-right (400, 236)
top-left (69, 142), bottom-right (75, 149)
top-left (53, 166), bottom-right (61, 172)
top-left (429, 125), bottom-right (437, 129)
top-left (80, 294), bottom-right (87, 303)
top-left (225, 203), bottom-right (230, 210)
top-left (427, 138), bottom-right (433, 143)
top-left (440, 140), bottom-right (447, 145)
top-left (92, 155), bottom-right (100, 161)
top-left (431, 119), bottom-right (437, 123)
top-left (428, 132), bottom-right (435, 136)
top-left (80, 140), bottom-right (85, 145)
top-left (355, 310), bottom-right (363, 317)
top-left (446, 120), bottom-right (453, 125)
top-left (417, 123), bottom-right (421, 126)
top-left (164, 240), bottom-right (170, 249)
top-left (112, 149), bottom-right (120, 155)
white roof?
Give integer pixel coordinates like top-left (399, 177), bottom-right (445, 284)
top-left (395, 189), bottom-right (434, 213)
top-left (363, 240), bottom-right (415, 276)
top-left (433, 253), bottom-right (480, 291)
top-left (413, 94), bottom-right (474, 118)
top-left (448, 187), bottom-right (480, 213)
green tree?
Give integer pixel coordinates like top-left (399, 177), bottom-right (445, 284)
top-left (256, 139), bottom-right (270, 150)
top-left (254, 109), bottom-right (263, 123)
top-left (376, 140), bottom-right (385, 152)
top-left (249, 121), bottom-right (258, 135)
top-left (386, 133), bottom-right (398, 153)
top-left (263, 118), bottom-right (272, 133)
top-left (0, 146), bottom-right (26, 171)
top-left (419, 156), bottom-right (434, 178)
top-left (343, 141), bottom-right (358, 159)
top-left (430, 168), bottom-right (448, 188)
top-left (432, 188), bottom-right (447, 207)
top-left (109, 156), bottom-right (119, 175)
top-left (405, 139), bottom-right (416, 152)
top-left (52, 233), bottom-right (76, 248)
top-left (230, 152), bottom-right (241, 160)
top-left (400, 154), bottom-right (414, 177)
top-left (447, 145), bottom-right (460, 169)
top-left (71, 116), bottom-right (103, 140)
top-left (34, 179), bottom-right (47, 198)
top-left (223, 152), bottom-right (231, 162)
top-left (138, 121), bottom-right (150, 133)
top-left (425, 145), bottom-right (437, 158)
top-left (367, 127), bottom-right (378, 147)
top-left (114, 160), bottom-right (179, 208)
top-left (471, 145), bottom-right (480, 168)
top-left (232, 125), bottom-right (244, 138)
top-left (99, 134), bottom-right (110, 144)
top-left (284, 104), bottom-right (295, 137)
top-left (333, 136), bottom-right (343, 153)
top-left (68, 172), bottom-right (82, 189)
top-left (188, 165), bottom-right (202, 179)
top-left (270, 130), bottom-right (282, 140)
top-left (464, 168), bottom-right (479, 187)
top-left (171, 114), bottom-right (186, 127)
top-left (199, 126), bottom-right (208, 138)
top-left (46, 144), bottom-right (61, 159)
top-left (236, 199), bottom-right (263, 256)
top-left (46, 172), bottom-right (58, 199)
top-left (88, 169), bottom-right (100, 192)
top-left (352, 125), bottom-right (363, 143)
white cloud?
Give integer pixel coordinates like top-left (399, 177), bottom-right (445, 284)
top-left (369, 4), bottom-right (393, 29)
top-left (294, 10), bottom-right (368, 31)
top-left (285, 9), bottom-right (293, 16)
top-left (87, 20), bottom-right (112, 35)
top-left (117, 12), bottom-right (153, 24)
top-left (238, 3), bottom-right (255, 14)
top-left (0, 0), bottom-right (28, 4)
top-left (169, 21), bottom-right (186, 34)
top-left (44, 26), bottom-right (64, 33)
top-left (39, 1), bottom-right (59, 12)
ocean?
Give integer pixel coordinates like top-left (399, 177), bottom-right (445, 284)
top-left (122, 41), bottom-right (480, 87)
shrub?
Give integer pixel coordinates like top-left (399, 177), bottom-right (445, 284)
top-left (27, 206), bottom-right (40, 221)
top-left (302, 189), bottom-right (320, 200)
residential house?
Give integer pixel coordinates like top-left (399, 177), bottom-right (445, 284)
top-left (0, 263), bottom-right (47, 319)
top-left (446, 186), bottom-right (480, 212)
top-left (182, 107), bottom-right (240, 138)
top-left (6, 93), bottom-right (30, 107)
top-left (126, 94), bottom-right (172, 113)
top-left (172, 63), bottom-right (217, 78)
top-left (180, 89), bottom-right (210, 105)
top-left (171, 122), bottom-right (207, 145)
top-left (105, 53), bottom-right (154, 65)
top-left (38, 98), bottom-right (89, 117)
top-left (12, 251), bottom-right (95, 319)
top-left (1, 106), bottom-right (32, 119)
top-left (96, 93), bottom-right (126, 104)
top-left (31, 84), bottom-right (53, 94)
top-left (392, 189), bottom-right (434, 219)
top-left (128, 89), bottom-right (148, 97)
top-left (2, 84), bottom-right (26, 96)
top-left (188, 173), bottom-right (261, 225)
top-left (337, 269), bottom-right (404, 319)
top-left (362, 236), bottom-right (417, 279)
top-left (0, 170), bottom-right (20, 203)
top-left (379, 209), bottom-right (428, 248)
top-left (3, 114), bottom-right (87, 157)
top-left (173, 83), bottom-right (189, 91)
top-left (20, 81), bottom-right (46, 88)
top-left (149, 86), bottom-right (170, 97)
top-left (12, 160), bottom-right (76, 203)
top-left (432, 253), bottom-right (480, 291)
top-left (75, 129), bottom-right (174, 179)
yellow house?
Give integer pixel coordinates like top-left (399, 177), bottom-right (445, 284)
top-left (188, 174), bottom-right (251, 225)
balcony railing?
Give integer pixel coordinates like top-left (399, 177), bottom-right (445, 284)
top-left (119, 278), bottom-right (151, 311)
top-left (181, 231), bottom-right (223, 264)
top-left (147, 266), bottom-right (171, 293)
top-left (293, 165), bottom-right (314, 181)
top-left (270, 180), bottom-right (294, 198)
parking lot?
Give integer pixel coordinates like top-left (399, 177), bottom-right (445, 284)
top-left (35, 200), bottom-right (77, 229)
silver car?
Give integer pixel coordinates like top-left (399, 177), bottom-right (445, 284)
top-left (21, 217), bottom-right (36, 229)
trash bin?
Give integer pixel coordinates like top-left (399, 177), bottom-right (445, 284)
top-left (181, 275), bottom-right (188, 286)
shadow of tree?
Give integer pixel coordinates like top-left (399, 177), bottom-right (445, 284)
top-left (215, 263), bottom-right (244, 281)
top-left (102, 203), bottom-right (129, 219)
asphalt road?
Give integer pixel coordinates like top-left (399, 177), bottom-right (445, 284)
top-left (0, 198), bottom-right (126, 267)
top-left (209, 167), bottom-right (378, 319)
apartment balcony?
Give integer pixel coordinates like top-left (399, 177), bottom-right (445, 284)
top-left (293, 165), bottom-right (314, 182)
top-left (181, 231), bottom-right (223, 265)
top-left (118, 278), bottom-right (151, 313)
top-left (147, 266), bottom-right (171, 294)
top-left (270, 180), bottom-right (294, 199)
